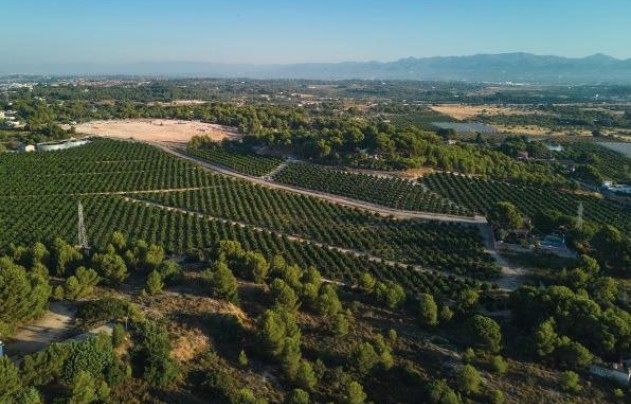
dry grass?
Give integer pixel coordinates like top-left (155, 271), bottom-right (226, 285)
top-left (400, 167), bottom-right (436, 178)
top-left (147, 100), bottom-right (208, 107)
top-left (70, 119), bottom-right (241, 145)
top-left (493, 124), bottom-right (594, 137)
top-left (171, 327), bottom-right (211, 363)
top-left (430, 104), bottom-right (546, 121)
top-left (345, 166), bottom-right (435, 179)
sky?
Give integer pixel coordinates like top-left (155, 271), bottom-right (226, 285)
top-left (1, 0), bottom-right (630, 66)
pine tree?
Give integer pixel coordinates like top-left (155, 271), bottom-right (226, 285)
top-left (294, 360), bottom-right (317, 391)
top-left (468, 315), bottom-right (502, 353)
top-left (211, 261), bottom-right (239, 304)
top-left (344, 380), bottom-right (368, 404)
top-left (350, 342), bottom-right (379, 376)
top-left (271, 279), bottom-right (300, 311)
top-left (112, 324), bottom-right (127, 348)
top-left (316, 285), bottom-right (342, 317)
top-left (535, 318), bottom-right (559, 357)
top-left (457, 365), bottom-right (482, 395)
top-left (0, 356), bottom-right (22, 401)
top-left (145, 270), bottom-right (164, 296)
top-left (439, 305), bottom-right (454, 323)
top-left (69, 371), bottom-right (97, 404)
top-left (418, 293), bottom-right (438, 327)
top-left (285, 389), bottom-right (309, 404)
top-left (238, 350), bottom-right (249, 367)
top-left (359, 272), bottom-right (376, 293)
top-left (332, 313), bottom-right (350, 336)
top-left (92, 252), bottom-right (128, 283)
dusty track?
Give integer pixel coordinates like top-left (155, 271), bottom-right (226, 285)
top-left (149, 142), bottom-right (487, 225)
top-left (5, 301), bottom-right (77, 361)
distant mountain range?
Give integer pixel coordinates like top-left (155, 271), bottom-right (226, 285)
top-left (4, 53), bottom-right (631, 84)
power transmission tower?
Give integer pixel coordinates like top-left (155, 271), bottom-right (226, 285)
top-left (576, 202), bottom-right (584, 230)
top-left (77, 201), bottom-right (89, 251)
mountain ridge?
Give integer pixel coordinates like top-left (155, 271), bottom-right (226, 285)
top-left (3, 53), bottom-right (631, 84)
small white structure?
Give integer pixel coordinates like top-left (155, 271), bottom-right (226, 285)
top-left (545, 144), bottom-right (564, 152)
top-left (37, 138), bottom-right (90, 152)
top-left (589, 365), bottom-right (631, 387)
top-left (19, 144), bottom-right (36, 153)
top-left (602, 181), bottom-right (631, 195)
top-left (610, 185), bottom-right (631, 195)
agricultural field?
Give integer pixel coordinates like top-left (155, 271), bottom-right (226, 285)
top-left (0, 138), bottom-right (494, 288)
top-left (134, 188), bottom-right (497, 279)
top-left (0, 193), bottom-right (482, 299)
top-left (3, 79), bottom-right (631, 404)
top-left (422, 172), bottom-right (631, 234)
top-left (187, 145), bottom-right (285, 176)
top-left (557, 141), bottom-right (631, 182)
top-left (0, 139), bottom-right (210, 195)
top-left (272, 162), bottom-right (471, 215)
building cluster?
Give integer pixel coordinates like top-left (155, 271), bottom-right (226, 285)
top-left (0, 108), bottom-right (22, 128)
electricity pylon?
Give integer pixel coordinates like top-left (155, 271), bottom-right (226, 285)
top-left (77, 201), bottom-right (89, 251)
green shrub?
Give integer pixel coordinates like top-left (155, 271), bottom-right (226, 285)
top-left (457, 365), bottom-right (482, 395)
top-left (559, 371), bottom-right (582, 394)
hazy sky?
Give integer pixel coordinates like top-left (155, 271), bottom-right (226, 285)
top-left (2, 0), bottom-right (629, 65)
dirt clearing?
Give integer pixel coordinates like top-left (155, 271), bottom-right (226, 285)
top-left (5, 301), bottom-right (77, 359)
top-left (493, 124), bottom-right (594, 137)
top-left (430, 104), bottom-right (548, 120)
top-left (71, 119), bottom-right (241, 144)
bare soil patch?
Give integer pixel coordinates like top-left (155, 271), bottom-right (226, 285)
top-left (147, 100), bottom-right (208, 107)
top-left (5, 301), bottom-right (77, 358)
top-left (430, 104), bottom-right (545, 120)
top-left (493, 124), bottom-right (593, 137)
top-left (71, 119), bottom-right (241, 145)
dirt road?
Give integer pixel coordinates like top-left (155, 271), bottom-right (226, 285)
top-left (5, 301), bottom-right (77, 360)
top-left (150, 142), bottom-right (487, 225)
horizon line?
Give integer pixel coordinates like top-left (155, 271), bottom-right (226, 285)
top-left (1, 51), bottom-right (629, 68)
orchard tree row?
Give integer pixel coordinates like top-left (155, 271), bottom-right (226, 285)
top-left (0, 195), bottom-right (485, 299)
top-left (272, 161), bottom-right (471, 216)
